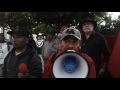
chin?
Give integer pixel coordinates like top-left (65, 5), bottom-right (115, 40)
top-left (84, 30), bottom-right (90, 32)
top-left (13, 44), bottom-right (19, 48)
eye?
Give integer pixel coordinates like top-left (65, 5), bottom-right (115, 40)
top-left (74, 40), bottom-right (79, 44)
top-left (64, 40), bottom-right (68, 43)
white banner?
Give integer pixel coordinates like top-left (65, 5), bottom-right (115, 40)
top-left (0, 43), bottom-right (9, 64)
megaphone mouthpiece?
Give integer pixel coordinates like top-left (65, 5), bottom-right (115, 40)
top-left (64, 57), bottom-right (76, 73)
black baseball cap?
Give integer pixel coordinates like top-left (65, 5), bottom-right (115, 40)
top-left (7, 28), bottom-right (29, 37)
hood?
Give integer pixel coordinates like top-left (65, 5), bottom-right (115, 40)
top-left (24, 44), bottom-right (36, 54)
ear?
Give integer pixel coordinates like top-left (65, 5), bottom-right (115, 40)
top-left (79, 46), bottom-right (81, 50)
top-left (59, 40), bottom-right (62, 48)
top-left (79, 42), bottom-right (81, 49)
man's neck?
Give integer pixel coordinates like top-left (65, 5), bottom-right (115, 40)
top-left (16, 46), bottom-right (27, 53)
top-left (85, 32), bottom-right (92, 39)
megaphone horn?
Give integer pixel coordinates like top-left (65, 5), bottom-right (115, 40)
top-left (52, 51), bottom-right (89, 78)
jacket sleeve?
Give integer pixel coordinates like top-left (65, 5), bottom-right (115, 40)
top-left (28, 54), bottom-right (43, 78)
top-left (42, 54), bottom-right (55, 78)
top-left (101, 35), bottom-right (110, 63)
top-left (82, 53), bottom-right (96, 78)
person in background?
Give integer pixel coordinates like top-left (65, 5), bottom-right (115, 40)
top-left (41, 31), bottom-right (59, 64)
top-left (56, 25), bottom-right (69, 51)
top-left (36, 35), bottom-right (44, 55)
top-left (58, 25), bottom-right (68, 39)
top-left (0, 33), bottom-right (10, 77)
top-left (79, 17), bottom-right (110, 78)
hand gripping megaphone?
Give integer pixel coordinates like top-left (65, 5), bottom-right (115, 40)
top-left (52, 50), bottom-right (89, 78)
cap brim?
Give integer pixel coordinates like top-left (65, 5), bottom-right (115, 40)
top-left (61, 34), bottom-right (81, 40)
top-left (7, 31), bottom-right (21, 36)
top-left (7, 31), bottom-right (15, 35)
top-left (79, 20), bottom-right (97, 29)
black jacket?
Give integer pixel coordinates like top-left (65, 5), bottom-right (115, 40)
top-left (2, 44), bottom-right (42, 78)
top-left (81, 32), bottom-right (110, 72)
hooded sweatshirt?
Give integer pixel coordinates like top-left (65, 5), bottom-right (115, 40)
top-left (2, 44), bottom-right (42, 78)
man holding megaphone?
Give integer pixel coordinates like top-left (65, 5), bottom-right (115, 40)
top-left (42, 28), bottom-right (96, 78)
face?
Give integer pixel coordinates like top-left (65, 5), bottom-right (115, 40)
top-left (11, 34), bottom-right (28, 49)
top-left (37, 36), bottom-right (42, 40)
top-left (47, 34), bottom-right (54, 41)
top-left (60, 35), bottom-right (81, 52)
top-left (60, 26), bottom-right (68, 33)
top-left (82, 22), bottom-right (94, 33)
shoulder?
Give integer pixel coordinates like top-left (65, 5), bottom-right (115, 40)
top-left (81, 53), bottom-right (95, 65)
top-left (4, 51), bottom-right (13, 63)
top-left (54, 36), bottom-right (60, 41)
top-left (32, 53), bottom-right (41, 60)
top-left (81, 53), bottom-right (93, 61)
top-left (46, 51), bottom-right (62, 62)
top-left (94, 32), bottom-right (106, 40)
top-left (44, 40), bottom-right (48, 44)
top-left (28, 53), bottom-right (42, 67)
top-left (95, 32), bottom-right (104, 38)
top-left (81, 53), bottom-right (91, 58)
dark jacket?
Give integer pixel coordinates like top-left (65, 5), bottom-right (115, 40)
top-left (81, 32), bottom-right (110, 73)
top-left (2, 44), bottom-right (42, 78)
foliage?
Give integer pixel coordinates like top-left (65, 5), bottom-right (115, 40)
top-left (4, 12), bottom-right (37, 34)
top-left (100, 13), bottom-right (120, 35)
top-left (0, 12), bottom-right (120, 35)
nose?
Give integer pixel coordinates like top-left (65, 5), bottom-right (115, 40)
top-left (67, 43), bottom-right (74, 49)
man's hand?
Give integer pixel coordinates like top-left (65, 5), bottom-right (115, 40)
top-left (18, 72), bottom-right (36, 78)
top-left (98, 63), bottom-right (106, 78)
top-left (18, 72), bottom-right (29, 78)
top-left (98, 67), bottom-right (105, 77)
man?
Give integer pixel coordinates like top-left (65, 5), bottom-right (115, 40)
top-left (0, 33), bottom-right (10, 77)
top-left (41, 31), bottom-right (59, 64)
top-left (56, 25), bottom-right (69, 51)
top-left (2, 27), bottom-right (43, 78)
top-left (42, 28), bottom-right (96, 78)
top-left (58, 25), bottom-right (68, 39)
top-left (79, 17), bottom-right (110, 78)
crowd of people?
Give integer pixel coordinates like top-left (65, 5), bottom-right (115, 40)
top-left (0, 17), bottom-right (111, 78)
